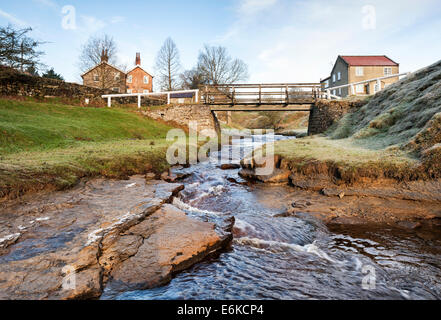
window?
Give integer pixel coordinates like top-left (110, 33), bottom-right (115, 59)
top-left (93, 74), bottom-right (99, 82)
top-left (114, 73), bottom-right (120, 81)
top-left (356, 84), bottom-right (364, 93)
top-left (332, 90), bottom-right (336, 95)
top-left (143, 76), bottom-right (149, 84)
top-left (324, 80), bottom-right (329, 88)
top-left (127, 89), bottom-right (133, 94)
top-left (127, 75), bottom-right (133, 83)
top-left (143, 89), bottom-right (149, 94)
top-left (338, 88), bottom-right (342, 95)
top-left (337, 72), bottom-right (341, 81)
top-left (374, 83), bottom-right (380, 93)
top-left (332, 74), bottom-right (336, 82)
top-left (355, 67), bottom-right (364, 76)
top-left (112, 87), bottom-right (120, 93)
top-left (384, 67), bottom-right (392, 76)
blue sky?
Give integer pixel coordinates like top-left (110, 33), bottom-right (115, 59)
top-left (1, 0), bottom-right (440, 85)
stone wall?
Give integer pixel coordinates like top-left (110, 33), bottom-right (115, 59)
top-left (0, 66), bottom-right (107, 105)
top-left (142, 104), bottom-right (219, 136)
top-left (308, 100), bottom-right (363, 135)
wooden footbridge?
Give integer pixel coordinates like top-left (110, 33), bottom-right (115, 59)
top-left (201, 83), bottom-right (334, 112)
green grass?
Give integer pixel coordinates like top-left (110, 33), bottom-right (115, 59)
top-left (0, 98), bottom-right (177, 200)
top-left (0, 98), bottom-right (172, 154)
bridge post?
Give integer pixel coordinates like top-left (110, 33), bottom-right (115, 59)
top-left (326, 89), bottom-right (331, 99)
top-left (137, 94), bottom-right (141, 108)
top-left (259, 85), bottom-right (262, 105)
top-left (285, 85), bottom-right (289, 104)
top-left (107, 97), bottom-right (111, 108)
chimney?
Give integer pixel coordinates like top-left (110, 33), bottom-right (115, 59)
top-left (101, 49), bottom-right (109, 63)
top-left (135, 52), bottom-right (141, 66)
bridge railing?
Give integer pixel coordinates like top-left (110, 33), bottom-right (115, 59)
top-left (202, 83), bottom-right (321, 105)
top-left (102, 89), bottom-right (200, 108)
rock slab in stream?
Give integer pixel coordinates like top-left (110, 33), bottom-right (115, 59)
top-left (102, 204), bottom-right (232, 297)
top-left (0, 176), bottom-right (233, 300)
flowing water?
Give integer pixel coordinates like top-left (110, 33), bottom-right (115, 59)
top-left (115, 134), bottom-right (441, 300)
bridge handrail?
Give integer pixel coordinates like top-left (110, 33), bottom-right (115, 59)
top-left (324, 72), bottom-right (410, 91)
top-left (102, 89), bottom-right (200, 107)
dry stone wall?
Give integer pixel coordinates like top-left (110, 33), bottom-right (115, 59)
top-left (0, 66), bottom-right (107, 105)
top-left (308, 100), bottom-right (363, 135)
top-left (142, 104), bottom-right (220, 136)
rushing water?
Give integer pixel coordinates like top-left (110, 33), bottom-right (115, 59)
top-left (115, 134), bottom-right (441, 300)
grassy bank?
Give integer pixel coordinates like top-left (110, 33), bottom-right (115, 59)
top-left (0, 98), bottom-right (175, 200)
top-left (273, 60), bottom-right (441, 183)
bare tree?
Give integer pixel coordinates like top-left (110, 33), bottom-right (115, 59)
top-left (180, 68), bottom-right (206, 90)
top-left (197, 45), bottom-right (248, 85)
top-left (155, 37), bottom-right (181, 91)
top-left (0, 24), bottom-right (45, 72)
top-left (78, 34), bottom-right (118, 73)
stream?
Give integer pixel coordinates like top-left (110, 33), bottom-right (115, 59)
top-left (114, 134), bottom-right (441, 300)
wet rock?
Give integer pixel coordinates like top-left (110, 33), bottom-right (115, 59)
top-left (103, 204), bottom-right (233, 295)
top-left (145, 173), bottom-right (156, 181)
top-left (397, 221), bottom-right (422, 230)
top-left (0, 176), bottom-right (188, 300)
top-left (239, 168), bottom-right (290, 184)
top-left (219, 163), bottom-right (241, 170)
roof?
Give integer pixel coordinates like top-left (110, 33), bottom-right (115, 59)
top-left (81, 61), bottom-right (126, 78)
top-left (127, 66), bottom-right (154, 78)
top-left (340, 55), bottom-right (399, 66)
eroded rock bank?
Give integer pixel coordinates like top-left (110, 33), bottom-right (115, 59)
top-left (239, 155), bottom-right (441, 226)
top-left (0, 176), bottom-right (234, 300)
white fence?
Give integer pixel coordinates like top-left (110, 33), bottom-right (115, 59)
top-left (323, 72), bottom-right (410, 99)
top-left (102, 89), bottom-right (200, 108)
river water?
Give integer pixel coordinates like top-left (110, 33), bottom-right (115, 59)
top-left (115, 134), bottom-right (441, 300)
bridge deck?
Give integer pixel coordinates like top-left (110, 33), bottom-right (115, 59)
top-left (209, 104), bottom-right (313, 112)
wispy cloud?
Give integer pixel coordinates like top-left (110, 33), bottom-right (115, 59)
top-left (32, 0), bottom-right (57, 8)
top-left (220, 0), bottom-right (441, 83)
top-left (0, 9), bottom-right (28, 26)
top-left (80, 15), bottom-right (107, 33)
top-left (110, 16), bottom-right (125, 24)
top-left (238, 0), bottom-right (277, 16)
top-left (215, 0), bottom-right (278, 42)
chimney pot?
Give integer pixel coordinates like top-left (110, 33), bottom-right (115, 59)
top-left (135, 53), bottom-right (141, 66)
top-left (101, 49), bottom-right (109, 63)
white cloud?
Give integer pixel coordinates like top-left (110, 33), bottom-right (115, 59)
top-left (218, 0), bottom-right (441, 83)
top-left (215, 0), bottom-right (278, 42)
top-left (33, 0), bottom-right (57, 8)
top-left (238, 0), bottom-right (278, 16)
top-left (110, 16), bottom-right (125, 24)
top-left (80, 15), bottom-right (106, 33)
top-left (0, 9), bottom-right (28, 26)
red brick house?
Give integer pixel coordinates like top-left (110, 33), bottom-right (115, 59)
top-left (126, 53), bottom-right (154, 94)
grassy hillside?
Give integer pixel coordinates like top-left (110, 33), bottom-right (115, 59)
top-left (0, 99), bottom-right (175, 200)
top-left (275, 59), bottom-right (441, 182)
top-left (0, 98), bottom-right (171, 154)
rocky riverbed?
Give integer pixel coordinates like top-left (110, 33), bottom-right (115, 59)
top-left (0, 176), bottom-right (233, 299)
top-left (239, 154), bottom-right (441, 226)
